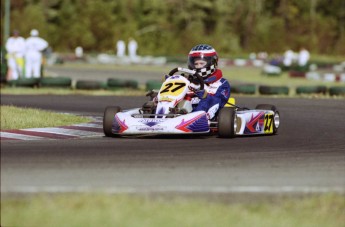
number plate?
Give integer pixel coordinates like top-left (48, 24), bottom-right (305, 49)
top-left (159, 80), bottom-right (186, 97)
top-left (264, 113), bottom-right (274, 133)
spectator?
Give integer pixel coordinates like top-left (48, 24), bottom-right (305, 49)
top-left (5, 30), bottom-right (26, 80)
top-left (297, 47), bottom-right (310, 67)
top-left (25, 29), bottom-right (49, 78)
top-left (283, 48), bottom-right (296, 68)
top-left (128, 37), bottom-right (138, 61)
top-left (116, 39), bottom-right (126, 58)
top-left (75, 46), bottom-right (83, 58)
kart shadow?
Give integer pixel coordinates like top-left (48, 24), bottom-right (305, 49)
top-left (107, 134), bottom-right (215, 140)
top-left (103, 133), bottom-right (277, 140)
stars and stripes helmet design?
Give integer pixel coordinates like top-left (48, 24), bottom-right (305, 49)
top-left (188, 44), bottom-right (218, 78)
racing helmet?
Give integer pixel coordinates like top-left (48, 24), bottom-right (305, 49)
top-left (188, 44), bottom-right (218, 78)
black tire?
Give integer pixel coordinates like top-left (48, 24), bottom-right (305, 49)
top-left (103, 106), bottom-right (122, 137)
top-left (107, 78), bottom-right (127, 88)
top-left (75, 80), bottom-right (102, 90)
top-left (231, 84), bottom-right (256, 94)
top-left (146, 80), bottom-right (162, 91)
top-left (218, 107), bottom-right (236, 138)
top-left (125, 79), bottom-right (139, 89)
top-left (296, 85), bottom-right (327, 95)
top-left (40, 77), bottom-right (72, 88)
top-left (12, 78), bottom-right (40, 87)
top-left (329, 86), bottom-right (345, 96)
top-left (255, 104), bottom-right (280, 134)
top-left (107, 78), bottom-right (139, 89)
top-left (259, 85), bottom-right (289, 95)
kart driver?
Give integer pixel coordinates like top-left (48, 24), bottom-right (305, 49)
top-left (188, 44), bottom-right (231, 120)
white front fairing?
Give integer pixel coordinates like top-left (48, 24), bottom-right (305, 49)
top-left (235, 109), bottom-right (276, 135)
top-left (156, 75), bottom-right (190, 115)
top-left (112, 111), bottom-right (209, 135)
top-left (111, 74), bottom-right (210, 135)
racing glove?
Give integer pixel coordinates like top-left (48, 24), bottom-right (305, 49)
top-left (195, 89), bottom-right (208, 99)
top-left (188, 83), bottom-right (200, 92)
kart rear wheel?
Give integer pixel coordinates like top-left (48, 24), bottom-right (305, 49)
top-left (103, 106), bottom-right (121, 137)
top-left (255, 104), bottom-right (280, 134)
top-left (218, 107), bottom-right (236, 138)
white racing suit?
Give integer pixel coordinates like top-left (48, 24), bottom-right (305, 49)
top-left (25, 36), bottom-right (48, 78)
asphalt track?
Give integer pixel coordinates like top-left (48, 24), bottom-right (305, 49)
top-left (1, 94), bottom-right (345, 194)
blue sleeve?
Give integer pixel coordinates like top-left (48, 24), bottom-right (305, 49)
top-left (214, 79), bottom-right (231, 107)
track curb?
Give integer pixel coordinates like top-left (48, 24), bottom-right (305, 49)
top-left (0, 117), bottom-right (103, 141)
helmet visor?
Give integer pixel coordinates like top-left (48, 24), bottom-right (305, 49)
top-left (188, 55), bottom-right (213, 70)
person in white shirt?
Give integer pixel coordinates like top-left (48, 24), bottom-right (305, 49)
top-left (116, 40), bottom-right (126, 58)
top-left (25, 29), bottom-right (48, 78)
top-left (298, 47), bottom-right (310, 67)
top-left (283, 49), bottom-right (296, 68)
top-left (5, 30), bottom-right (26, 80)
top-left (128, 38), bottom-right (138, 61)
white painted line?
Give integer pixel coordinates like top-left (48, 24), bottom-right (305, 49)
top-left (22, 128), bottom-right (104, 137)
top-left (0, 132), bottom-right (47, 140)
top-left (1, 186), bottom-right (344, 194)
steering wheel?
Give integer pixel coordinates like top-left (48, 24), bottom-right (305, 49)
top-left (167, 67), bottom-right (204, 90)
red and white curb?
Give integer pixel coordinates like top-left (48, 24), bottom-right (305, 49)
top-left (0, 120), bottom-right (104, 141)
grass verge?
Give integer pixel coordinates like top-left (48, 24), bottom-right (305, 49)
top-left (1, 193), bottom-right (344, 227)
top-left (0, 105), bottom-right (91, 130)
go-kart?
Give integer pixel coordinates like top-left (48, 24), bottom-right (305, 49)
top-left (103, 67), bottom-right (280, 138)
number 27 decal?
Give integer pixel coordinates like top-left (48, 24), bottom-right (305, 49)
top-left (160, 82), bottom-right (186, 94)
top-left (264, 114), bottom-right (274, 133)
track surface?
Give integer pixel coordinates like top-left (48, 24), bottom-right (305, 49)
top-left (1, 95), bottom-right (345, 193)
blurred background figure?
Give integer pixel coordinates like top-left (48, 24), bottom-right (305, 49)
top-left (128, 37), bottom-right (138, 61)
top-left (75, 46), bottom-right (83, 59)
top-left (25, 29), bottom-right (49, 78)
top-left (116, 39), bottom-right (126, 58)
top-left (283, 48), bottom-right (296, 69)
top-left (297, 47), bottom-right (310, 67)
top-left (5, 30), bottom-right (26, 80)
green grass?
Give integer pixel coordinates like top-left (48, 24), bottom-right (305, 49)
top-left (0, 105), bottom-right (91, 130)
top-left (1, 193), bottom-right (344, 227)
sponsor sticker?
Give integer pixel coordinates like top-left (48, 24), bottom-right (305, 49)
top-left (135, 126), bottom-right (166, 131)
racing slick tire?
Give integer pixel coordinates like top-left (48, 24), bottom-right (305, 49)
top-left (255, 104), bottom-right (280, 134)
top-left (218, 107), bottom-right (236, 138)
top-left (103, 106), bottom-right (122, 137)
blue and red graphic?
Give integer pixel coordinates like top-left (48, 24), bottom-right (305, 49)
top-left (175, 113), bottom-right (209, 132)
top-left (244, 112), bottom-right (265, 134)
top-left (113, 115), bottom-right (128, 133)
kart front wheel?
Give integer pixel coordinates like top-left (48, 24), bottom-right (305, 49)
top-left (103, 106), bottom-right (122, 137)
top-left (218, 107), bottom-right (236, 138)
